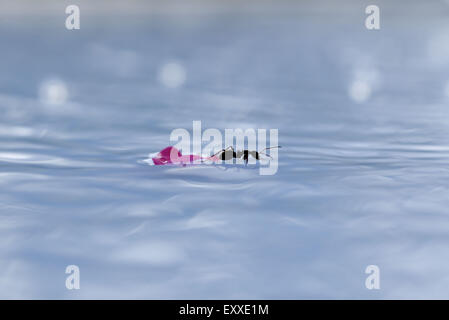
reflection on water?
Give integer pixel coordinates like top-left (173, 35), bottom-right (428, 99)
top-left (1, 2), bottom-right (449, 299)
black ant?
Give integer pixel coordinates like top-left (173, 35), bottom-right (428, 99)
top-left (212, 146), bottom-right (281, 164)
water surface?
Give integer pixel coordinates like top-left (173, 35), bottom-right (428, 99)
top-left (1, 1), bottom-right (449, 298)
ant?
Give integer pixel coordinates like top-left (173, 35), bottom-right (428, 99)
top-left (212, 146), bottom-right (281, 164)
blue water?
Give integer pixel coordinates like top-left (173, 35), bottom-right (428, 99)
top-left (2, 1), bottom-right (449, 299)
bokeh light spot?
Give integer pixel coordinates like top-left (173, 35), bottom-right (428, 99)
top-left (158, 62), bottom-right (186, 88)
top-left (349, 80), bottom-right (372, 103)
top-left (38, 79), bottom-right (69, 106)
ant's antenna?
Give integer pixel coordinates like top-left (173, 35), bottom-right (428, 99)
top-left (261, 146), bottom-right (281, 152)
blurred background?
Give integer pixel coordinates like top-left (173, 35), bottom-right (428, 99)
top-left (2, 0), bottom-right (449, 299)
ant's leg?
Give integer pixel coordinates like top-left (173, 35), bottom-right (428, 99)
top-left (212, 149), bottom-right (224, 157)
top-left (212, 146), bottom-right (234, 157)
top-left (243, 153), bottom-right (248, 165)
top-left (259, 152), bottom-right (273, 159)
top-left (259, 146), bottom-right (280, 160)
